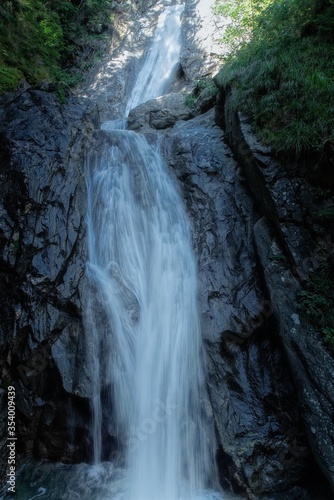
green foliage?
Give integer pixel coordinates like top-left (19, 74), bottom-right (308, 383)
top-left (269, 253), bottom-right (286, 262)
top-left (298, 265), bottom-right (334, 351)
top-left (184, 78), bottom-right (218, 109)
top-left (0, 66), bottom-right (23, 92)
top-left (184, 93), bottom-right (197, 108)
top-left (214, 0), bottom-right (273, 50)
top-left (215, 0), bottom-right (334, 155)
top-left (323, 327), bottom-right (334, 350)
top-left (0, 0), bottom-right (117, 95)
top-left (313, 207), bottom-right (334, 220)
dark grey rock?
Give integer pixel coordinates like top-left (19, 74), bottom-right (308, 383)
top-left (127, 93), bottom-right (193, 132)
top-left (162, 110), bottom-right (311, 497)
top-left (216, 84), bottom-right (334, 494)
top-left (0, 89), bottom-right (98, 472)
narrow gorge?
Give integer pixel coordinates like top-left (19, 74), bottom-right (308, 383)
top-left (0, 1), bottom-right (333, 499)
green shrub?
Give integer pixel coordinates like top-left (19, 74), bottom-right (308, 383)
top-left (184, 93), bottom-right (197, 108)
top-left (215, 0), bottom-right (334, 155)
top-left (0, 0), bottom-right (118, 95)
top-left (0, 66), bottom-right (23, 92)
top-left (184, 78), bottom-right (218, 108)
top-left (298, 265), bottom-right (334, 351)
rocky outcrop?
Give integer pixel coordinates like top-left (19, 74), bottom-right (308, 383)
top-left (77, 0), bottom-right (166, 122)
top-left (0, 86), bottom-right (98, 475)
top-left (1, 1), bottom-right (333, 498)
top-left (181, 0), bottom-right (225, 80)
top-left (214, 85), bottom-right (334, 494)
top-left (127, 93), bottom-right (193, 132)
top-left (162, 110), bottom-right (316, 498)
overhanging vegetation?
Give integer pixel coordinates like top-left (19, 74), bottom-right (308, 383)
top-left (214, 0), bottom-right (334, 156)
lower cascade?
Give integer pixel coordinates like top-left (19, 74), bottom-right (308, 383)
top-left (85, 131), bottom-right (218, 499)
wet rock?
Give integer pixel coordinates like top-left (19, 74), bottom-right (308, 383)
top-left (216, 84), bottom-right (334, 494)
top-left (254, 217), bottom-right (334, 494)
top-left (162, 110), bottom-right (311, 497)
top-left (127, 93), bottom-right (193, 132)
top-left (0, 88), bottom-right (98, 473)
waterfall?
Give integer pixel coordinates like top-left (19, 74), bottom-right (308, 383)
top-left (85, 4), bottom-right (219, 499)
top-left (125, 4), bottom-right (184, 114)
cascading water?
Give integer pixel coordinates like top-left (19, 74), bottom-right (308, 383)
top-left (84, 4), bottom-right (222, 500)
top-left (125, 4), bottom-right (184, 114)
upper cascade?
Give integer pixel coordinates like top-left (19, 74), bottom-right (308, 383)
top-left (125, 4), bottom-right (184, 115)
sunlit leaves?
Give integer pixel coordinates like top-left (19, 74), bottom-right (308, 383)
top-left (215, 0), bottom-right (334, 155)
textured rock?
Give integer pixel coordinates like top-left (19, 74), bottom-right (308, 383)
top-left (216, 86), bottom-right (334, 494)
top-left (162, 110), bottom-right (312, 497)
top-left (127, 92), bottom-right (193, 132)
top-left (181, 0), bottom-right (226, 81)
top-left (77, 0), bottom-right (166, 122)
top-left (0, 87), bottom-right (98, 472)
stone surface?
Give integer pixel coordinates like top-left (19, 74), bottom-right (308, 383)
top-left (181, 0), bottom-right (225, 80)
top-left (77, 0), bottom-right (167, 122)
top-left (215, 85), bottom-right (334, 494)
top-left (0, 1), bottom-right (333, 497)
top-left (127, 92), bottom-right (193, 132)
top-left (0, 88), bottom-right (98, 473)
top-left (162, 111), bottom-right (313, 497)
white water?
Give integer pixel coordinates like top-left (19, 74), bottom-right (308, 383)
top-left (125, 4), bottom-right (184, 115)
top-left (84, 4), bottom-right (221, 500)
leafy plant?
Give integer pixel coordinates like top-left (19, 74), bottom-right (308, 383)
top-left (0, 0), bottom-right (119, 95)
top-left (313, 207), bottom-right (334, 220)
top-left (214, 0), bottom-right (276, 51)
top-left (298, 265), bottom-right (334, 351)
top-left (214, 0), bottom-right (334, 156)
top-left (184, 78), bottom-right (218, 109)
top-left (0, 66), bottom-right (23, 92)
top-left (184, 93), bottom-right (196, 108)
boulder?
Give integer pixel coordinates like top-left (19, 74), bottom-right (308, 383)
top-left (127, 92), bottom-right (193, 132)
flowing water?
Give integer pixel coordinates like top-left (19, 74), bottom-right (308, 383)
top-left (125, 4), bottom-right (184, 114)
top-left (85, 4), bottom-right (221, 499)
top-left (85, 4), bottom-right (222, 499)
top-left (1, 5), bottom-right (224, 500)
top-left (86, 131), bottom-right (217, 499)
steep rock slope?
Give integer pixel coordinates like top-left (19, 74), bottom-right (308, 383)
top-left (214, 87), bottom-right (334, 494)
top-left (0, 86), bottom-right (98, 475)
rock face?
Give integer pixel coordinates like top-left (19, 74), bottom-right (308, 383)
top-left (0, 86), bottom-right (98, 474)
top-left (214, 85), bottom-right (334, 495)
top-left (127, 93), bottom-right (193, 132)
top-left (162, 111), bottom-right (317, 498)
top-left (0, 0), bottom-right (333, 498)
top-left (77, 0), bottom-right (167, 122)
top-left (181, 0), bottom-right (224, 80)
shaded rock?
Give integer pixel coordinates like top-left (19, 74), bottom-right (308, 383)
top-left (162, 110), bottom-right (312, 497)
top-left (0, 89), bottom-right (98, 474)
top-left (127, 92), bottom-right (193, 132)
top-left (216, 85), bottom-right (334, 494)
